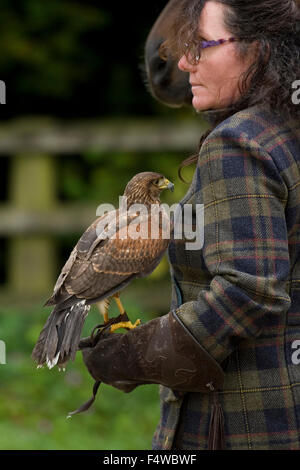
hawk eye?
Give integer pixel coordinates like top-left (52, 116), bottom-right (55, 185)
top-left (153, 179), bottom-right (160, 185)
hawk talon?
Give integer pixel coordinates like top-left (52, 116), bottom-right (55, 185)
top-left (90, 320), bottom-right (113, 344)
top-left (110, 319), bottom-right (141, 333)
top-left (90, 323), bottom-right (106, 340)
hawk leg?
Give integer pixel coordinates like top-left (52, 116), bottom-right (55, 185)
top-left (110, 293), bottom-right (141, 332)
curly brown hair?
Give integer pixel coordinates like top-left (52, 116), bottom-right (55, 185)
top-left (160, 0), bottom-right (300, 180)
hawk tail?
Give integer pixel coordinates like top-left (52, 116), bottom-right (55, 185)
top-left (32, 300), bottom-right (90, 369)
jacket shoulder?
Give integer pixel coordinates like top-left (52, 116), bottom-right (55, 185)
top-left (206, 105), bottom-right (300, 146)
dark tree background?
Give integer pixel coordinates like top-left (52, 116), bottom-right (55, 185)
top-left (0, 0), bottom-right (172, 118)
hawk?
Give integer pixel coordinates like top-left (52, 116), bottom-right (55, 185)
top-left (32, 172), bottom-right (174, 370)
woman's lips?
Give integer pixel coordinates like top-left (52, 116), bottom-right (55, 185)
top-left (191, 84), bottom-right (204, 92)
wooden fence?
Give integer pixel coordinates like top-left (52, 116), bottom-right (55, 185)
top-left (0, 117), bottom-right (206, 298)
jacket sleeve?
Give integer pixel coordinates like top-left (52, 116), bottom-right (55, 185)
top-left (175, 127), bottom-right (291, 365)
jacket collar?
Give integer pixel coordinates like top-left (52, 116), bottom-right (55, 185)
top-left (200, 106), bottom-right (237, 126)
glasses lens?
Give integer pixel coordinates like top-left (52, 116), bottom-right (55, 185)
top-left (184, 42), bottom-right (201, 64)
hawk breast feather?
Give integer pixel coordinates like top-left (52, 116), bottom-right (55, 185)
top-left (47, 205), bottom-right (170, 306)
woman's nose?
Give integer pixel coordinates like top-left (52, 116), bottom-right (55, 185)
top-left (178, 54), bottom-right (195, 72)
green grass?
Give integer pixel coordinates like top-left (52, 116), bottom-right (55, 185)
top-left (0, 298), bottom-right (161, 450)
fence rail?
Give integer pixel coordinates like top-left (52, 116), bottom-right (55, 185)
top-left (0, 117), bottom-right (205, 154)
top-left (0, 117), bottom-right (206, 298)
top-left (0, 204), bottom-right (95, 235)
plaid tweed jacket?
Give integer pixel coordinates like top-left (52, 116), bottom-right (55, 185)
top-left (152, 104), bottom-right (300, 450)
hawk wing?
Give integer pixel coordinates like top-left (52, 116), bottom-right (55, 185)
top-left (64, 207), bottom-right (170, 302)
top-left (45, 207), bottom-right (170, 306)
top-left (45, 209), bottom-right (134, 306)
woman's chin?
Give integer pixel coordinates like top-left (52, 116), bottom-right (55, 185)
top-left (192, 95), bottom-right (214, 112)
top-left (192, 98), bottom-right (212, 112)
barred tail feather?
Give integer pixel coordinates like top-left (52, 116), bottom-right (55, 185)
top-left (32, 300), bottom-right (90, 369)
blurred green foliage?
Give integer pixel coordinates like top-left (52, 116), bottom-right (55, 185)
top-left (0, 0), bottom-right (200, 450)
top-left (0, 298), bottom-right (161, 450)
top-left (59, 150), bottom-right (193, 204)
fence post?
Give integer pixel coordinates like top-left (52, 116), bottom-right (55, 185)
top-left (8, 154), bottom-right (57, 297)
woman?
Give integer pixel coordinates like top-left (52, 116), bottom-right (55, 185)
top-left (79, 0), bottom-right (300, 450)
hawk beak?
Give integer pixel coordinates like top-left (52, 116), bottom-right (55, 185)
top-left (159, 178), bottom-right (175, 192)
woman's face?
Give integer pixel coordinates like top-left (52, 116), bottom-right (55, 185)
top-left (178, 1), bottom-right (255, 111)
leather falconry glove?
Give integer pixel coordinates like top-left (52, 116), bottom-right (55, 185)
top-left (78, 311), bottom-right (224, 394)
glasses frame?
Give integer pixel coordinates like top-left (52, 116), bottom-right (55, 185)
top-left (184, 37), bottom-right (236, 64)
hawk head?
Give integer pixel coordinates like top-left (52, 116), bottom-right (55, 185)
top-left (123, 172), bottom-right (174, 205)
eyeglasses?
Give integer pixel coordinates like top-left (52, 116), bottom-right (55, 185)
top-left (184, 37), bottom-right (236, 64)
